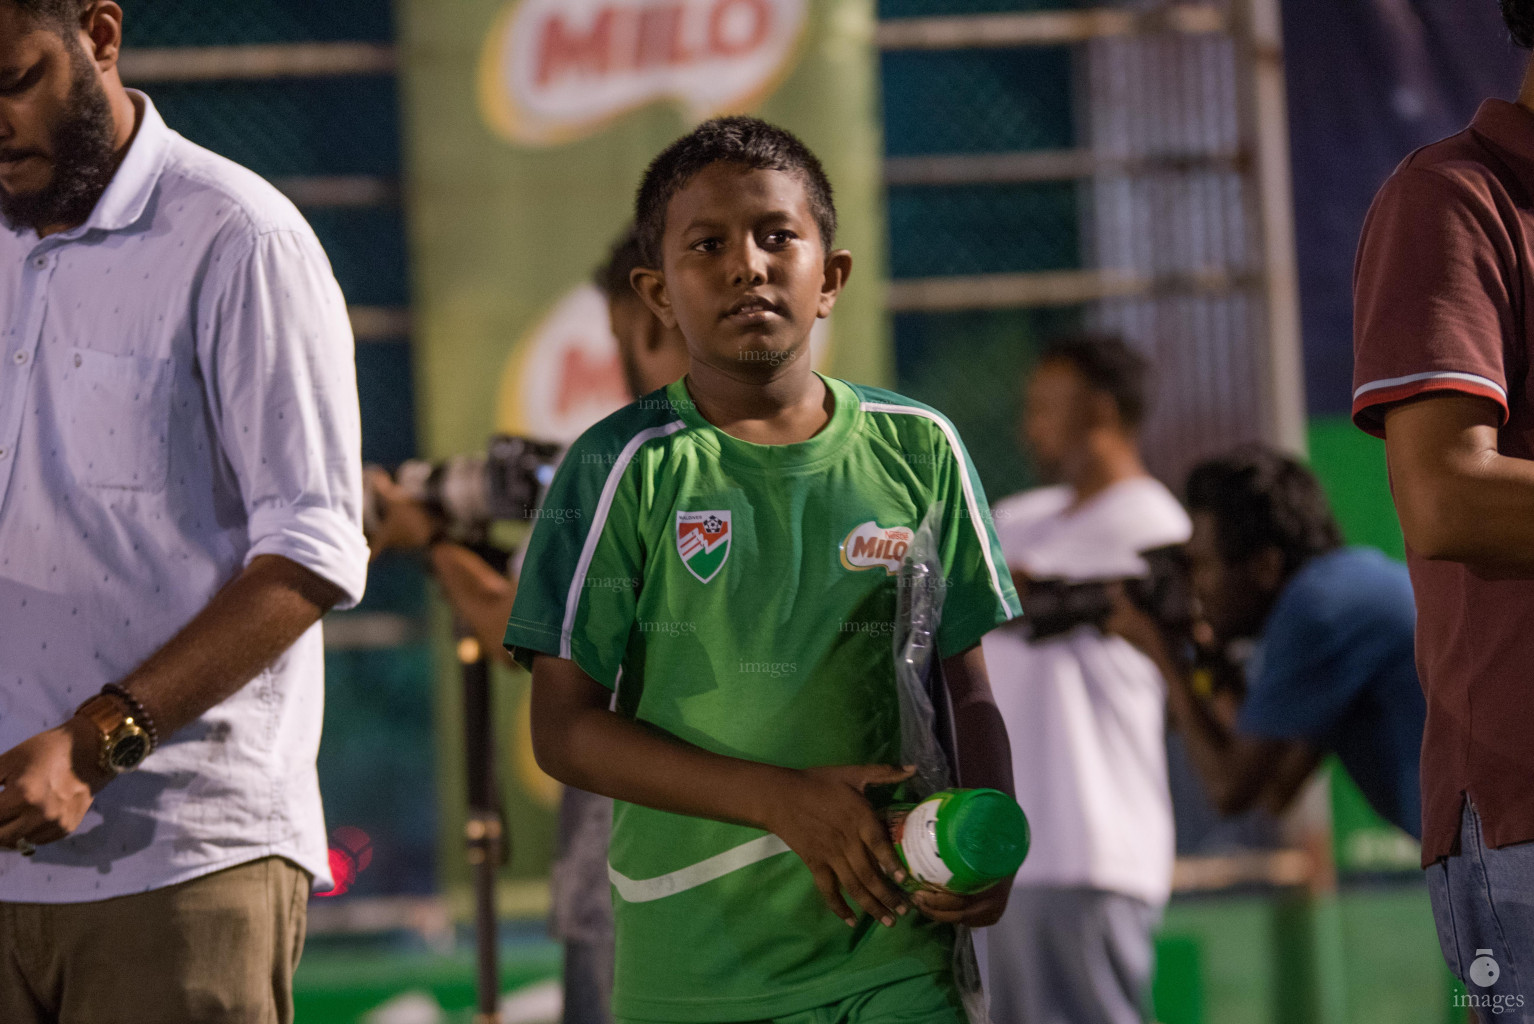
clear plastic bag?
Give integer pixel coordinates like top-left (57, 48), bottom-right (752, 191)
top-left (892, 502), bottom-right (991, 1024)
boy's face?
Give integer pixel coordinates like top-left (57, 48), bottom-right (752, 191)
top-left (632, 162), bottom-right (851, 379)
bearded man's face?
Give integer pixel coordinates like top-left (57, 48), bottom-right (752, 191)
top-left (0, 6), bottom-right (117, 234)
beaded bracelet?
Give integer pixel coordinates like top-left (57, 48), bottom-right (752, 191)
top-left (101, 683), bottom-right (160, 752)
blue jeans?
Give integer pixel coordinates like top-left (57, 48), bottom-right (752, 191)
top-left (565, 938), bottom-right (614, 1024)
top-left (985, 887), bottom-right (1158, 1024)
top-left (1426, 799), bottom-right (1534, 1022)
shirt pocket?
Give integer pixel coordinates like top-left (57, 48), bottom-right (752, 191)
top-left (61, 347), bottom-right (173, 492)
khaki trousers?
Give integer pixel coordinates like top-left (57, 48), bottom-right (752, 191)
top-left (0, 856), bottom-right (309, 1024)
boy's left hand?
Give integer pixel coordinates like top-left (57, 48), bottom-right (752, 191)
top-left (910, 876), bottom-right (1014, 927)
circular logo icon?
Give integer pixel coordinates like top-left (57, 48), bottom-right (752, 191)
top-left (1470, 950), bottom-right (1500, 988)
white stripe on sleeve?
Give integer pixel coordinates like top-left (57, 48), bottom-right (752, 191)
top-left (1353, 370), bottom-right (1506, 403)
top-left (860, 401), bottom-right (1015, 622)
top-left (561, 420), bottom-right (687, 661)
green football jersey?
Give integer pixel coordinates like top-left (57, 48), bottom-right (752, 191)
top-left (506, 374), bottom-right (1020, 1022)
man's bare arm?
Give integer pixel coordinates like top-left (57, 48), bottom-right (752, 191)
top-left (119, 554), bottom-right (347, 737)
top-left (365, 468), bottom-right (518, 667)
top-left (1384, 392), bottom-right (1534, 577)
top-left (1257, 742), bottom-right (1326, 819)
top-left (1105, 596), bottom-right (1315, 817)
top-left (0, 555), bottom-right (346, 848)
top-left (430, 543), bottom-right (517, 668)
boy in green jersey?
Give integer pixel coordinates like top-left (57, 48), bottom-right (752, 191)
top-left (506, 118), bottom-right (1022, 1024)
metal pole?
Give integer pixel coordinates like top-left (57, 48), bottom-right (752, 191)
top-left (1232, 0), bottom-right (1309, 456)
top-left (459, 635), bottom-right (505, 1024)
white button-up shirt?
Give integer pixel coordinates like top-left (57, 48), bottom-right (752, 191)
top-left (0, 92), bottom-right (368, 902)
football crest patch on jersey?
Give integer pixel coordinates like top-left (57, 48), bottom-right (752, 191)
top-left (839, 521), bottom-right (915, 575)
top-left (677, 510), bottom-right (731, 584)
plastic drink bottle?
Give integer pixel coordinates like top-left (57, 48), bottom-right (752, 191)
top-left (885, 788), bottom-right (1030, 894)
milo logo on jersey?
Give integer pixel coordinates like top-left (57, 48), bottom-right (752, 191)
top-left (678, 510), bottom-right (731, 583)
top-left (839, 522), bottom-right (915, 576)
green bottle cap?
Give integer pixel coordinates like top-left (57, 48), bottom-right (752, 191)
top-left (936, 788), bottom-right (1030, 891)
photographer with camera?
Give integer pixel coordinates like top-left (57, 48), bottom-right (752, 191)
top-left (367, 228), bottom-right (688, 1024)
top-left (1107, 447), bottom-right (1425, 842)
top-left (980, 334), bottom-right (1190, 1024)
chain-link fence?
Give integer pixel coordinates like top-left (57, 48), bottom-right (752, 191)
top-left (882, 48), bottom-right (1073, 154)
top-left (122, 0), bottom-right (393, 49)
top-left (880, 0), bottom-right (1081, 18)
top-left (883, 13), bottom-right (1083, 496)
top-left (884, 0), bottom-right (1302, 491)
top-left (149, 77), bottom-right (403, 179)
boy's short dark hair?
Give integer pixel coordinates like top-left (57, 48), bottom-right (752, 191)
top-left (1185, 445), bottom-right (1344, 578)
top-left (6, 0), bottom-right (89, 33)
top-left (634, 116), bottom-right (837, 267)
top-left (1037, 332), bottom-right (1151, 429)
top-left (1502, 0), bottom-right (1534, 48)
top-left (594, 226), bottom-right (645, 306)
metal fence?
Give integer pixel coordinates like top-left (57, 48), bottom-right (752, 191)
top-left (882, 0), bottom-right (1304, 487)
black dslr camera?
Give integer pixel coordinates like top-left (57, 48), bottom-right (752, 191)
top-left (1019, 544), bottom-right (1194, 642)
top-left (365, 435), bottom-right (565, 545)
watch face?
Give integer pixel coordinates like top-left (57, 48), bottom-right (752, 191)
top-left (110, 732), bottom-right (150, 771)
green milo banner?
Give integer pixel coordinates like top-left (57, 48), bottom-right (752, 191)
top-left (395, 0), bottom-right (890, 889)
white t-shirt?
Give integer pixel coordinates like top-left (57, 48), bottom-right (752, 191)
top-left (982, 477), bottom-right (1191, 907)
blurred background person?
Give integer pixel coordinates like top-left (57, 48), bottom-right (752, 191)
top-left (366, 227), bottom-right (689, 1024)
top-left (1109, 447), bottom-right (1424, 839)
top-left (981, 334), bottom-right (1191, 1024)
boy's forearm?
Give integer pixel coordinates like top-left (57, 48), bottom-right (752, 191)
top-left (538, 704), bottom-right (795, 833)
top-left (950, 695), bottom-right (1013, 796)
top-left (942, 647), bottom-right (1014, 797)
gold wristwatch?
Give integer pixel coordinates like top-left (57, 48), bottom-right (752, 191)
top-left (75, 693), bottom-right (153, 775)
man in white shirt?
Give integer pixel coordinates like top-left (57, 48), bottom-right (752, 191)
top-left (0, 3), bottom-right (367, 1021)
top-left (981, 334), bottom-right (1190, 1024)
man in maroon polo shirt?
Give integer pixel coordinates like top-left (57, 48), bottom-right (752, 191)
top-left (1353, 3), bottom-right (1534, 1014)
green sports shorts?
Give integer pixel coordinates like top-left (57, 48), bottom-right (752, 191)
top-left (614, 971), bottom-right (967, 1024)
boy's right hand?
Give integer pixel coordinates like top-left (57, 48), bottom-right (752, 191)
top-left (765, 764), bottom-right (916, 929)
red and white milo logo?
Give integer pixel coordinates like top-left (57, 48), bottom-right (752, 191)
top-left (479, 0), bottom-right (809, 146)
top-left (494, 284), bottom-right (631, 444)
top-left (839, 521), bottom-right (915, 576)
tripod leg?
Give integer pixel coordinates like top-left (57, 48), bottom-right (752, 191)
top-left (460, 636), bottom-right (505, 1024)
